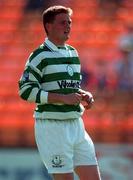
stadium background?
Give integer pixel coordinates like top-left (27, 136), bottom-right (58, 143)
top-left (0, 0), bottom-right (133, 179)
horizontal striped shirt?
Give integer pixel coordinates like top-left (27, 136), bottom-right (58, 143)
top-left (18, 38), bottom-right (84, 120)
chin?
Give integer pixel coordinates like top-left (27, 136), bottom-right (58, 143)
top-left (60, 35), bottom-right (69, 43)
top-left (65, 36), bottom-right (69, 41)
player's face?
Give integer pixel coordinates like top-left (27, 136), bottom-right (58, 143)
top-left (47, 13), bottom-right (72, 45)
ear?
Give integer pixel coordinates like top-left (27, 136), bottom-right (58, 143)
top-left (45, 23), bottom-right (52, 34)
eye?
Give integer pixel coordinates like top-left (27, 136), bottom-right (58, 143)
top-left (60, 20), bottom-right (72, 26)
top-left (61, 21), bottom-right (66, 25)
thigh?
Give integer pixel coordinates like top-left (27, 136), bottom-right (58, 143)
top-left (75, 165), bottom-right (101, 180)
top-left (74, 128), bottom-right (98, 167)
top-left (53, 172), bottom-right (74, 180)
top-left (35, 119), bottom-right (74, 174)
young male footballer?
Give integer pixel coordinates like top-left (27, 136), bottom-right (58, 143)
top-left (18, 5), bottom-right (101, 180)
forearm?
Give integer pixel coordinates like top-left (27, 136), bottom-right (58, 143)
top-left (48, 93), bottom-right (65, 104)
top-left (48, 92), bottom-right (82, 105)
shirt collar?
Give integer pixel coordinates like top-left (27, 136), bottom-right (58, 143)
top-left (44, 38), bottom-right (67, 51)
top-left (44, 38), bottom-right (59, 52)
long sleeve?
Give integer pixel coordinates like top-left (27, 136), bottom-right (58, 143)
top-left (18, 62), bottom-right (48, 104)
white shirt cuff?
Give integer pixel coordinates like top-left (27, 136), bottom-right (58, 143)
top-left (40, 91), bottom-right (48, 104)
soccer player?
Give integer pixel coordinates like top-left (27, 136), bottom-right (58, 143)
top-left (18, 5), bottom-right (101, 180)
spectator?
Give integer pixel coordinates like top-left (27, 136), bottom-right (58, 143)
top-left (114, 50), bottom-right (133, 92)
top-left (98, 0), bottom-right (123, 20)
top-left (118, 22), bottom-right (133, 53)
top-left (24, 0), bottom-right (53, 13)
top-left (24, 0), bottom-right (72, 13)
top-left (115, 22), bottom-right (133, 92)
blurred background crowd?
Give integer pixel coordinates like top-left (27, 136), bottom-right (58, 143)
top-left (0, 0), bottom-right (133, 147)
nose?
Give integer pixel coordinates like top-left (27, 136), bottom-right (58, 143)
top-left (65, 22), bottom-right (69, 28)
top-left (66, 20), bottom-right (71, 28)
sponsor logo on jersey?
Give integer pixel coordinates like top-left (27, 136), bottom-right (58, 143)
top-left (57, 80), bottom-right (80, 89)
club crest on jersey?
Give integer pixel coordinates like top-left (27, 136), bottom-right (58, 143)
top-left (51, 155), bottom-right (64, 168)
top-left (67, 65), bottom-right (74, 76)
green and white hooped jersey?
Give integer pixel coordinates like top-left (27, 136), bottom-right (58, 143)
top-left (19, 39), bottom-right (84, 120)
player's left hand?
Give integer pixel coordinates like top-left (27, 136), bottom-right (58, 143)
top-left (78, 89), bottom-right (94, 109)
top-left (82, 92), bottom-right (94, 109)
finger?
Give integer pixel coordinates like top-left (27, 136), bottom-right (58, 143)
top-left (84, 104), bottom-right (92, 109)
top-left (75, 93), bottom-right (82, 102)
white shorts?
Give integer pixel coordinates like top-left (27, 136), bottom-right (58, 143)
top-left (35, 118), bottom-right (98, 174)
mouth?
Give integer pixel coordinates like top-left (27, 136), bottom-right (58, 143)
top-left (64, 30), bottom-right (70, 35)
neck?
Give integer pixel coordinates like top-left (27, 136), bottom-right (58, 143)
top-left (48, 37), bottom-right (65, 46)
